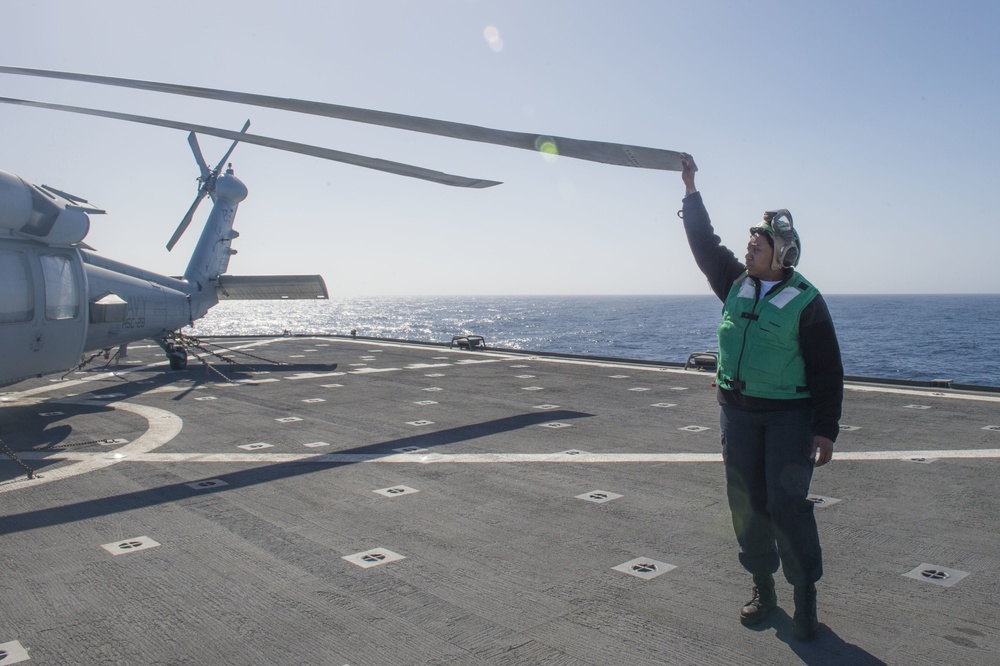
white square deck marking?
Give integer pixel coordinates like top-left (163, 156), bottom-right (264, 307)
top-left (904, 405), bottom-right (931, 410)
top-left (904, 456), bottom-right (937, 464)
top-left (394, 446), bottom-right (429, 453)
top-left (276, 417), bottom-right (303, 423)
top-left (186, 479), bottom-right (229, 490)
top-left (534, 404), bottom-right (560, 410)
top-left (628, 387), bottom-right (650, 392)
top-left (679, 425), bottom-right (710, 433)
top-left (102, 536), bottom-right (161, 556)
top-left (194, 396), bottom-right (218, 401)
top-left (609, 375), bottom-right (629, 379)
top-left (840, 425), bottom-right (861, 431)
top-left (304, 441), bottom-right (331, 448)
top-left (0, 640), bottom-right (30, 664)
top-left (613, 557), bottom-right (676, 580)
top-left (539, 422), bottom-right (572, 429)
top-left (562, 449), bottom-right (588, 456)
top-left (807, 494), bottom-right (841, 508)
top-left (903, 564), bottom-right (969, 587)
top-left (39, 411), bottom-right (64, 416)
top-left (414, 400), bottom-right (438, 406)
top-left (343, 548), bottom-right (405, 568)
top-left (302, 398), bottom-right (326, 403)
top-left (651, 403), bottom-right (677, 408)
top-left (425, 373), bottom-right (446, 378)
top-left (577, 490), bottom-right (623, 503)
top-left (321, 384), bottom-right (345, 388)
top-left (982, 425), bottom-right (1000, 432)
top-left (239, 442), bottom-right (274, 450)
top-left (374, 485), bottom-right (419, 497)
top-left (516, 374), bottom-right (536, 379)
top-left (407, 420), bottom-right (434, 426)
top-left (522, 386), bottom-right (544, 391)
top-left (423, 387), bottom-right (443, 392)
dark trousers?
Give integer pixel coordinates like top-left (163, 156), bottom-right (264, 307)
top-left (720, 404), bottom-right (823, 586)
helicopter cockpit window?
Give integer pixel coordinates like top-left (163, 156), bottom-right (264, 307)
top-left (0, 250), bottom-right (33, 323)
top-left (40, 254), bottom-right (80, 320)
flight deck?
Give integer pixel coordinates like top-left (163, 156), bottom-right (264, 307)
top-left (2, 335), bottom-right (998, 665)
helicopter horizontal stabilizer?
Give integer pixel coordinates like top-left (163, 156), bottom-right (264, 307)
top-left (215, 274), bottom-right (329, 300)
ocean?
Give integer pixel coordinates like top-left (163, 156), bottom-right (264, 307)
top-left (192, 294), bottom-right (1000, 387)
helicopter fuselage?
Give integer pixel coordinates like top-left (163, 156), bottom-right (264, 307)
top-left (0, 237), bottom-right (195, 388)
top-left (0, 163), bottom-right (253, 388)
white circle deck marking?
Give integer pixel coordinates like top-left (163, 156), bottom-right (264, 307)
top-left (3, 399), bottom-right (183, 493)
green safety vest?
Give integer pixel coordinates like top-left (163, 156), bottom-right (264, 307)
top-left (717, 272), bottom-right (820, 400)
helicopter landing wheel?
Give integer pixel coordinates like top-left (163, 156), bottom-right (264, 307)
top-left (168, 346), bottom-right (188, 370)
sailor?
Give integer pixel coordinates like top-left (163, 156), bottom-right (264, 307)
top-left (677, 153), bottom-right (844, 641)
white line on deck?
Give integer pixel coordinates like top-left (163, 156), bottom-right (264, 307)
top-left (16, 449), bottom-right (1000, 465)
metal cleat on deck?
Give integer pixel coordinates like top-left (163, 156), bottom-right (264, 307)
top-left (450, 335), bottom-right (486, 350)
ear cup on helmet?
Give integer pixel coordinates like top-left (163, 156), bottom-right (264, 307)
top-left (778, 242), bottom-right (799, 269)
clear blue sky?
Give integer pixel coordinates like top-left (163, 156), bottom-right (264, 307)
top-left (2, 0), bottom-right (998, 295)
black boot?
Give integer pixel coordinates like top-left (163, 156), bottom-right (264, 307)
top-left (792, 584), bottom-right (818, 640)
top-left (740, 573), bottom-right (777, 626)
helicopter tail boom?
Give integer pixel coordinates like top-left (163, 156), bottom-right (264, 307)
top-left (182, 167), bottom-right (247, 320)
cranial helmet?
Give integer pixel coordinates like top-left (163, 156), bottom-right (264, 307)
top-left (750, 209), bottom-right (800, 271)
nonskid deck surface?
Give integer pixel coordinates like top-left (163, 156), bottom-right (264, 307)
top-left (1, 336), bottom-right (998, 665)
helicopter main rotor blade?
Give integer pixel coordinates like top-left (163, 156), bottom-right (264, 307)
top-left (0, 96), bottom-right (500, 189)
top-left (0, 65), bottom-right (684, 171)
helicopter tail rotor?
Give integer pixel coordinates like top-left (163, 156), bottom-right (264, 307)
top-left (167, 119), bottom-right (250, 251)
top-left (188, 132), bottom-right (211, 182)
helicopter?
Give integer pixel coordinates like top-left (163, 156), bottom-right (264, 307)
top-left (0, 65), bottom-right (684, 389)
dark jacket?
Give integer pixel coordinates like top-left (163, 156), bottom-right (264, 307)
top-left (681, 191), bottom-right (844, 441)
